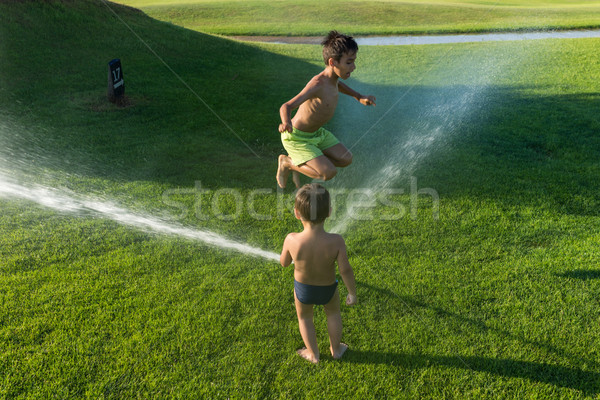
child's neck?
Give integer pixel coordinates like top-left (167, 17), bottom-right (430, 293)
top-left (301, 220), bottom-right (326, 233)
top-left (323, 66), bottom-right (340, 83)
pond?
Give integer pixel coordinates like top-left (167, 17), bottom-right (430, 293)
top-left (234, 29), bottom-right (600, 46)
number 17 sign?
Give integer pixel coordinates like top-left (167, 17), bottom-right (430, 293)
top-left (107, 58), bottom-right (124, 102)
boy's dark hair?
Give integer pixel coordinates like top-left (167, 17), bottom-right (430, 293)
top-left (295, 183), bottom-right (330, 224)
top-left (321, 30), bottom-right (358, 66)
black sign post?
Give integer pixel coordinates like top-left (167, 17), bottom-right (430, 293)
top-left (107, 59), bottom-right (124, 103)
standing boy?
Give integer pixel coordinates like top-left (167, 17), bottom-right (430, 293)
top-left (277, 31), bottom-right (376, 188)
top-left (280, 183), bottom-right (358, 363)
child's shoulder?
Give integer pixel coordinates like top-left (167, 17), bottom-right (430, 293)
top-left (306, 71), bottom-right (331, 88)
top-left (325, 232), bottom-right (346, 247)
top-left (285, 231), bottom-right (300, 241)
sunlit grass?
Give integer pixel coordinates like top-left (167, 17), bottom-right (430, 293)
top-left (114, 0), bottom-right (600, 36)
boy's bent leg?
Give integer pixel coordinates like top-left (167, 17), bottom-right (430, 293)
top-left (294, 290), bottom-right (319, 363)
top-left (322, 143), bottom-right (353, 168)
top-left (292, 171), bottom-right (301, 188)
top-left (278, 155), bottom-right (331, 188)
top-left (293, 155), bottom-right (337, 181)
top-left (323, 288), bottom-right (348, 359)
top-left (276, 155), bottom-right (292, 189)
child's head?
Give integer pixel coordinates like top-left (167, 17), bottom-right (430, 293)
top-left (321, 30), bottom-right (358, 66)
top-left (295, 183), bottom-right (331, 224)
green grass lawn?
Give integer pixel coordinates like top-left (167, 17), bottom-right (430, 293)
top-left (1, 0), bottom-right (600, 398)
top-left (113, 0), bottom-right (600, 36)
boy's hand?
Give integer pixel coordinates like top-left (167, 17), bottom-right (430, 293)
top-left (359, 95), bottom-right (376, 106)
top-left (279, 123), bottom-right (293, 133)
top-left (346, 294), bottom-right (358, 306)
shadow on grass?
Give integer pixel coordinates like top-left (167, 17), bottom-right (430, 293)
top-left (331, 86), bottom-right (600, 218)
top-left (344, 349), bottom-right (600, 394)
top-left (2, 1), bottom-right (600, 219)
top-left (359, 281), bottom-right (597, 366)
top-left (355, 281), bottom-right (600, 394)
top-left (0, 0), bottom-right (324, 188)
top-left (556, 269), bottom-right (600, 280)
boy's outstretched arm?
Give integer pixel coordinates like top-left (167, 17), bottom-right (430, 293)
top-left (338, 81), bottom-right (376, 106)
top-left (336, 236), bottom-right (357, 305)
top-left (280, 234), bottom-right (294, 267)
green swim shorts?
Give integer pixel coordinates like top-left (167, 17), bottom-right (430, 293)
top-left (281, 126), bottom-right (340, 166)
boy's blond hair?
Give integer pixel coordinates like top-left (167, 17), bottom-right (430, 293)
top-left (295, 183), bottom-right (330, 224)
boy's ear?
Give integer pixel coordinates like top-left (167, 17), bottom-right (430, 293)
top-left (327, 57), bottom-right (336, 67)
top-left (293, 208), bottom-right (301, 220)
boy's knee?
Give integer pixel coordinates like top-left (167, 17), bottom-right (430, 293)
top-left (322, 167), bottom-right (337, 181)
top-left (339, 152), bottom-right (353, 167)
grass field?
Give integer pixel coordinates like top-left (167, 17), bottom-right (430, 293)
top-left (1, 0), bottom-right (600, 398)
top-left (113, 0), bottom-right (600, 36)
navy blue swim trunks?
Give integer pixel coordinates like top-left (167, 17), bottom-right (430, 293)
top-left (294, 280), bottom-right (338, 305)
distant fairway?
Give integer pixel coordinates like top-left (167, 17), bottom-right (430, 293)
top-left (114, 0), bottom-right (600, 36)
top-left (1, 1), bottom-right (600, 398)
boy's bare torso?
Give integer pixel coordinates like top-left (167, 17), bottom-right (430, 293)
top-left (286, 229), bottom-right (341, 286)
top-left (292, 73), bottom-right (339, 133)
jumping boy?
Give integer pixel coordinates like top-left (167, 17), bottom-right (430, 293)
top-left (276, 30), bottom-right (376, 188)
top-left (280, 183), bottom-right (358, 364)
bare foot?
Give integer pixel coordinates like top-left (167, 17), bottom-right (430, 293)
top-left (292, 171), bottom-right (301, 188)
top-left (331, 343), bottom-right (348, 360)
top-left (276, 154), bottom-right (291, 188)
top-left (297, 348), bottom-right (319, 364)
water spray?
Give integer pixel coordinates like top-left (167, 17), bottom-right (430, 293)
top-left (0, 174), bottom-right (280, 262)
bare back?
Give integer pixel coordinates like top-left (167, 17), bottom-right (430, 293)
top-left (284, 229), bottom-right (342, 286)
top-left (291, 73), bottom-right (339, 133)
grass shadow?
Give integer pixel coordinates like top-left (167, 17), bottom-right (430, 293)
top-left (356, 281), bottom-right (600, 390)
top-left (330, 82), bottom-right (600, 217)
top-left (344, 349), bottom-right (600, 394)
top-left (0, 0), bottom-right (323, 188)
top-left (556, 269), bottom-right (600, 280)
top-left (1, 1), bottom-right (599, 206)
top-left (2, 1), bottom-right (600, 230)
